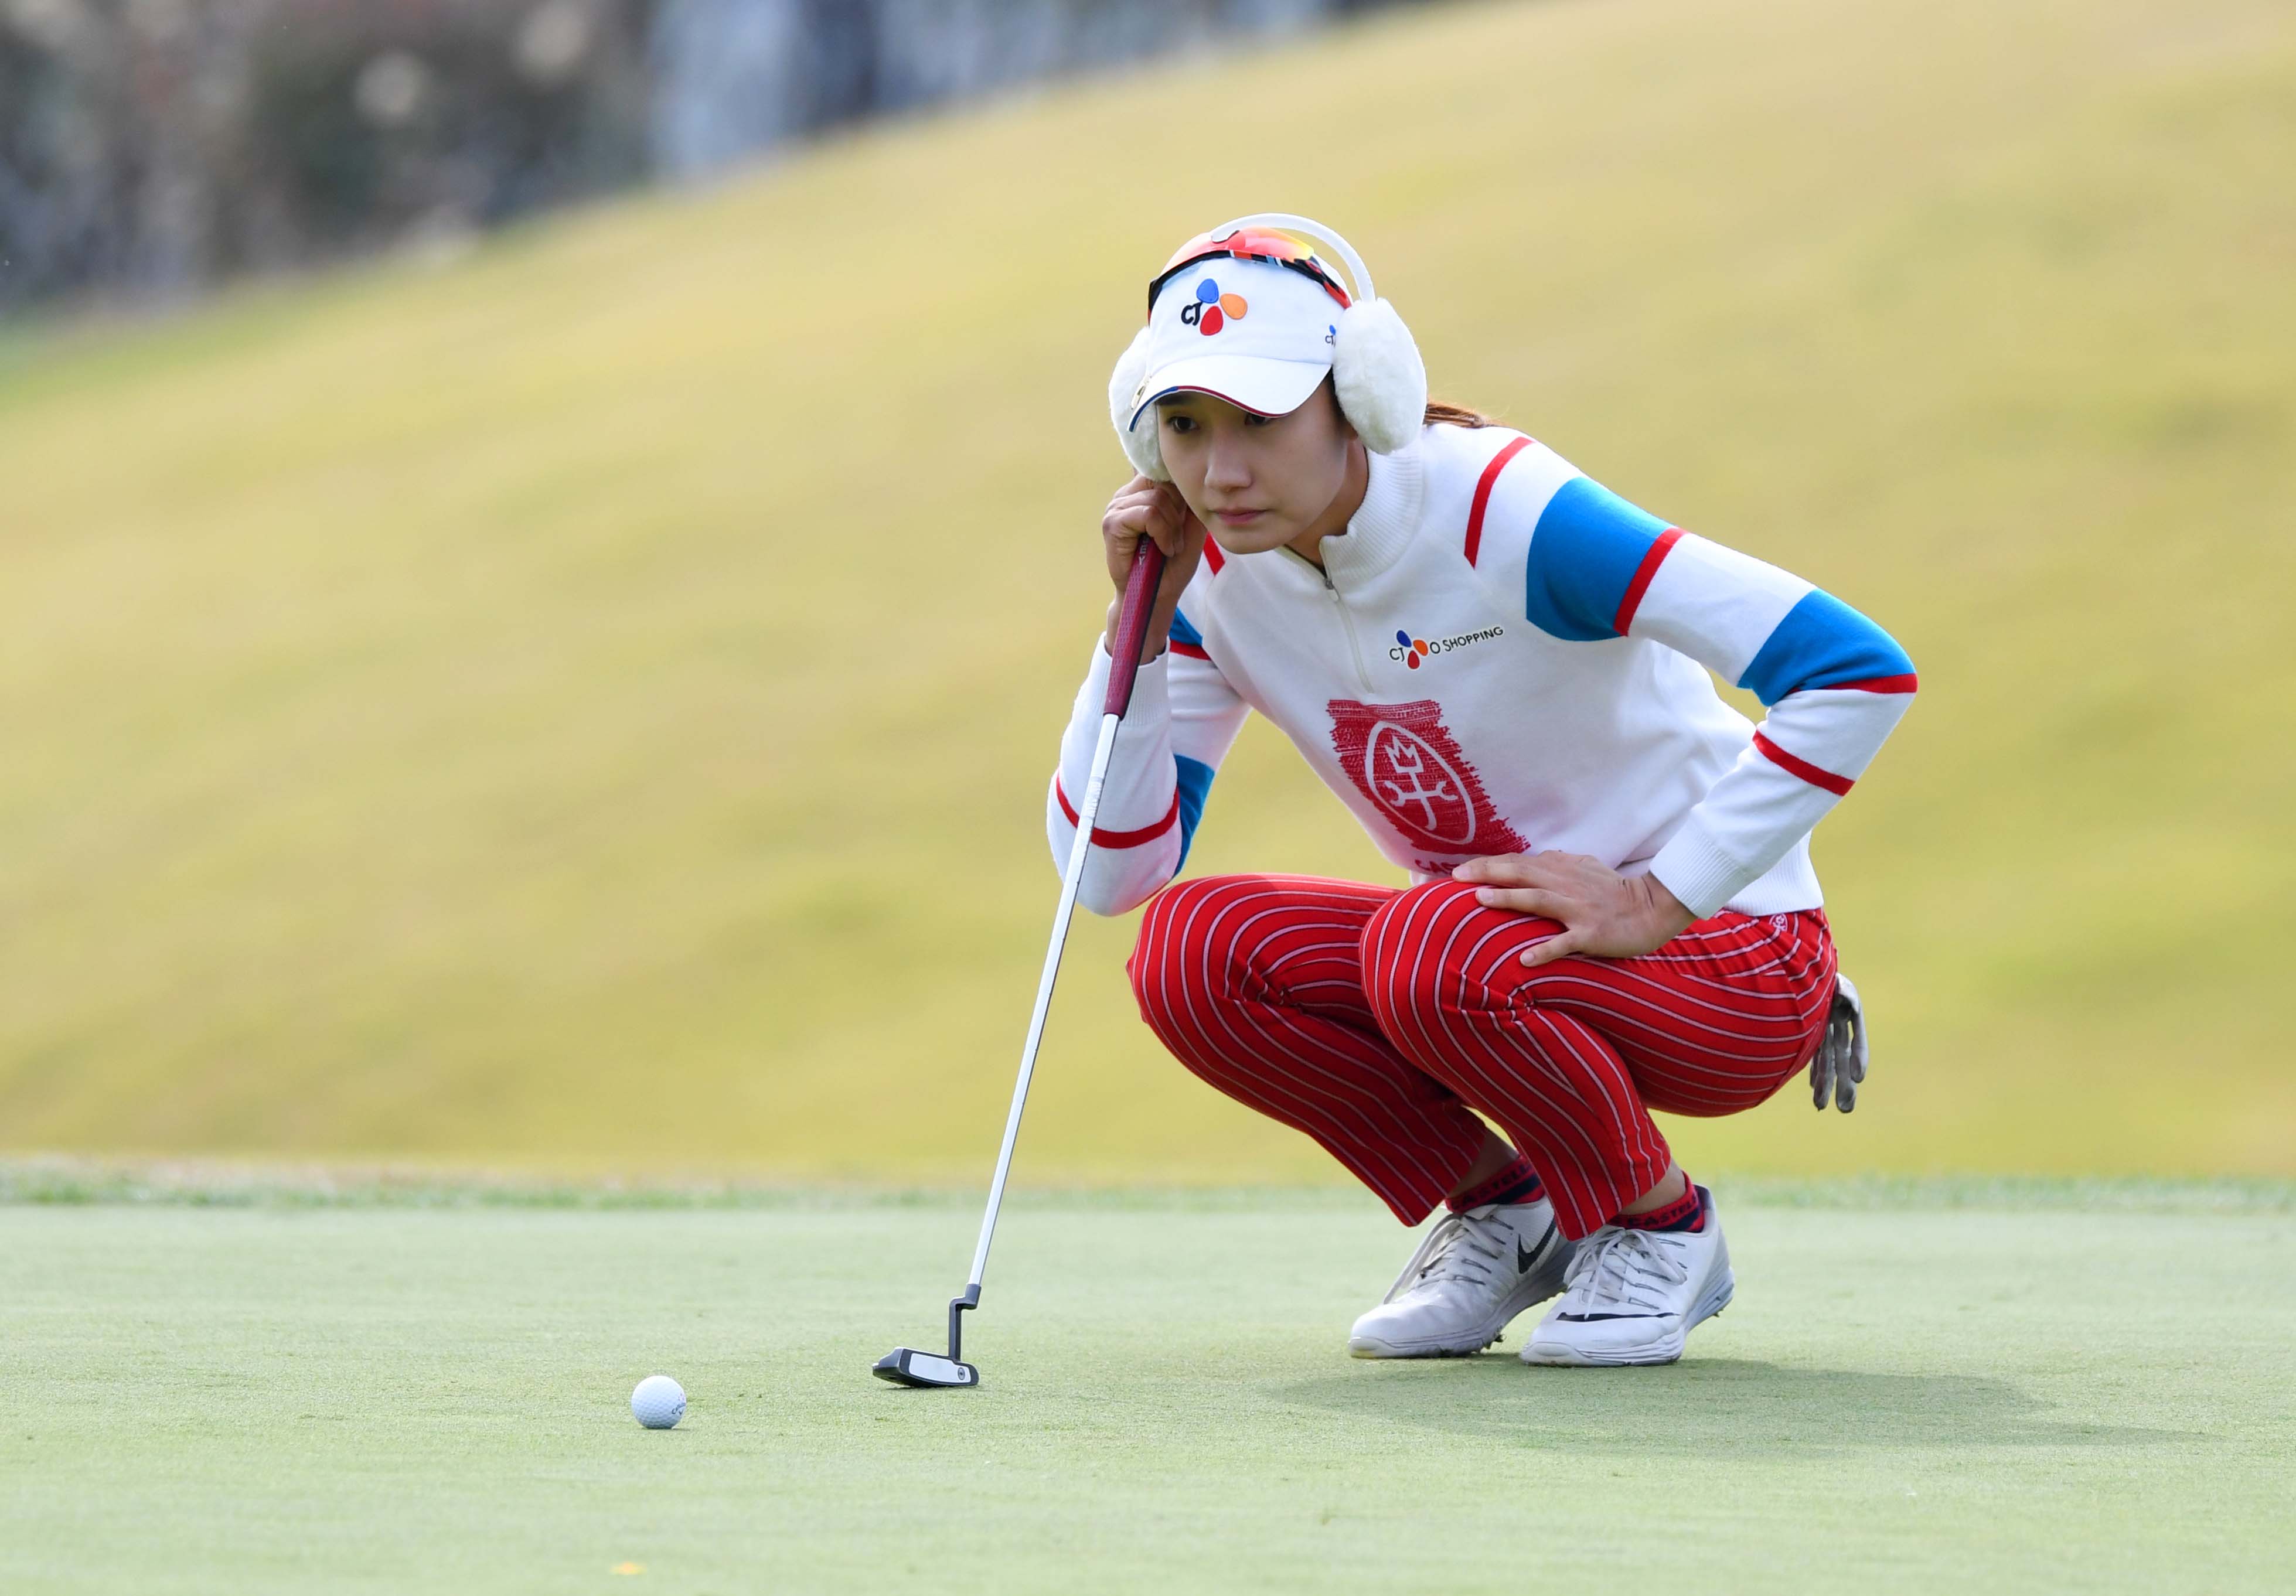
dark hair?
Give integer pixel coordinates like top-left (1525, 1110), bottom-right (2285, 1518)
top-left (1423, 400), bottom-right (1500, 428)
top-left (1309, 369), bottom-right (1497, 430)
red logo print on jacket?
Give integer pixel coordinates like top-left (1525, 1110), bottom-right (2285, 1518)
top-left (1327, 700), bottom-right (1529, 857)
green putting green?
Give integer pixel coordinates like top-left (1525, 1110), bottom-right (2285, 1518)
top-left (5, 1181), bottom-right (2289, 1592)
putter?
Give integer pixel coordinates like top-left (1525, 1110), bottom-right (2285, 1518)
top-left (874, 534), bottom-right (1170, 1389)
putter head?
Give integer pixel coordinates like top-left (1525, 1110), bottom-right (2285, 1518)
top-left (873, 1346), bottom-right (979, 1389)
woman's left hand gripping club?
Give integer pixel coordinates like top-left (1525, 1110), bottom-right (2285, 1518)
top-left (1451, 851), bottom-right (1699, 967)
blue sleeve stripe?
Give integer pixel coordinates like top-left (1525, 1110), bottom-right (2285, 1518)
top-left (1522, 476), bottom-right (1671, 642)
top-left (1173, 755), bottom-right (1215, 871)
top-left (1169, 608), bottom-right (1205, 650)
top-left (1738, 589), bottom-right (1917, 707)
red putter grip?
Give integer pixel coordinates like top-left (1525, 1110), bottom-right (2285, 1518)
top-left (1101, 538), bottom-right (1169, 718)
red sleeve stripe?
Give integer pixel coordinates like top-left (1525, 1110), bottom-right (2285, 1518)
top-left (1055, 780), bottom-right (1182, 847)
top-left (1612, 526), bottom-right (1684, 634)
top-left (1753, 731), bottom-right (1855, 797)
top-left (1463, 435), bottom-right (1534, 567)
top-left (1831, 673), bottom-right (1919, 694)
top-left (1201, 540), bottom-right (1225, 575)
top-left (1171, 640), bottom-right (1211, 660)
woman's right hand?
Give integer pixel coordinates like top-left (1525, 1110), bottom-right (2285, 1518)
top-left (1100, 475), bottom-right (1207, 659)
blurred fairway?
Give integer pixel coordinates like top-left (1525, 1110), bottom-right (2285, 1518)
top-left (1, 0), bottom-right (2292, 1181)
top-left (2, 1182), bottom-right (2292, 1594)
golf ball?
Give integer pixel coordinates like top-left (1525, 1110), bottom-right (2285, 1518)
top-left (631, 1374), bottom-right (686, 1430)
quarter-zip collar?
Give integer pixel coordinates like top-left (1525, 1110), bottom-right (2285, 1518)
top-left (1317, 431), bottom-right (1423, 584)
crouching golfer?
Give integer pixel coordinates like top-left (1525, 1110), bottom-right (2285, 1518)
top-left (1048, 214), bottom-right (1916, 1367)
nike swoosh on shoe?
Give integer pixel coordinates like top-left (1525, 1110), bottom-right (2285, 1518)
top-left (1514, 1222), bottom-right (1556, 1274)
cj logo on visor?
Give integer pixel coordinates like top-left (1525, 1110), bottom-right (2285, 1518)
top-left (1180, 277), bottom-right (1248, 335)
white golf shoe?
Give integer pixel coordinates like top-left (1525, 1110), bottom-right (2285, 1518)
top-left (1522, 1185), bottom-right (1733, 1367)
top-left (1348, 1196), bottom-right (1575, 1358)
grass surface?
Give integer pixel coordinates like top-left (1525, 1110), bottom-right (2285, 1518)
top-left (2, 1185), bottom-right (2291, 1593)
top-left (2, 0), bottom-right (2294, 1179)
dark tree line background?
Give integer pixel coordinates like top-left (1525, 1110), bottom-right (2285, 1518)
top-left (0, 0), bottom-right (1413, 315)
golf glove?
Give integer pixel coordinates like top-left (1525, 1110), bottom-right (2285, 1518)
top-left (1810, 972), bottom-right (1868, 1112)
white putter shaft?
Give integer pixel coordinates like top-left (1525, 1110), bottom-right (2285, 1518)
top-left (967, 707), bottom-right (1122, 1289)
top-left (875, 537), bottom-right (1164, 1388)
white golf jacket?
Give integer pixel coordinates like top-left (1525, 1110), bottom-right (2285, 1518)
top-left (1048, 420), bottom-right (1917, 920)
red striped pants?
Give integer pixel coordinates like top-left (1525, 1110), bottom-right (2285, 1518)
top-left (1126, 874), bottom-right (1838, 1238)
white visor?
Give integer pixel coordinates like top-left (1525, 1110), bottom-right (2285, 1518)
top-left (1127, 354), bottom-right (1331, 431)
top-left (1122, 257), bottom-right (1342, 434)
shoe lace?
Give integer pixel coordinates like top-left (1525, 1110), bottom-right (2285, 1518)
top-left (1381, 1206), bottom-right (1513, 1304)
top-left (1559, 1226), bottom-right (1690, 1316)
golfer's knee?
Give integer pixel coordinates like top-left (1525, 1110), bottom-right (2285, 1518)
top-left (1359, 881), bottom-right (1476, 1041)
top-left (1361, 878), bottom-right (1569, 1041)
top-left (1127, 876), bottom-right (1233, 1023)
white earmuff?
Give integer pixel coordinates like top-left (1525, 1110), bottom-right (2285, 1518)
top-left (1108, 322), bottom-right (1169, 482)
top-left (1108, 212), bottom-right (1426, 476)
top-left (1330, 293), bottom-right (1427, 454)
